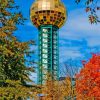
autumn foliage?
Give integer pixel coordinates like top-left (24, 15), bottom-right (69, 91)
top-left (38, 73), bottom-right (76, 100)
top-left (76, 54), bottom-right (100, 100)
top-left (0, 0), bottom-right (38, 99)
top-left (75, 0), bottom-right (100, 24)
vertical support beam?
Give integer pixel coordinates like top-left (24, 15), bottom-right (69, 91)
top-left (38, 25), bottom-right (59, 85)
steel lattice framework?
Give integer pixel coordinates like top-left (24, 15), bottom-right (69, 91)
top-left (30, 0), bottom-right (67, 85)
top-left (38, 25), bottom-right (59, 84)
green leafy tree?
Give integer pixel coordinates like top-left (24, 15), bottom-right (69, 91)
top-left (0, 0), bottom-right (39, 99)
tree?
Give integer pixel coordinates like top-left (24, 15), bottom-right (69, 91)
top-left (41, 78), bottom-right (60, 100)
top-left (75, 0), bottom-right (100, 24)
top-left (0, 0), bottom-right (38, 99)
top-left (76, 54), bottom-right (100, 100)
top-left (60, 62), bottom-right (79, 99)
top-left (0, 80), bottom-right (40, 100)
top-left (37, 73), bottom-right (75, 100)
top-left (59, 77), bottom-right (76, 100)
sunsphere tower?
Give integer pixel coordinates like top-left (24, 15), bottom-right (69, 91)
top-left (30, 0), bottom-right (67, 85)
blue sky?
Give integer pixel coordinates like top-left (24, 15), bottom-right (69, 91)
top-left (14, 0), bottom-right (100, 82)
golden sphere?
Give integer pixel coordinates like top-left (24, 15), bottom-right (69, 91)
top-left (30, 0), bottom-right (67, 28)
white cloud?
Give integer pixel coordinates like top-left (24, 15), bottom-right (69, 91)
top-left (60, 47), bottom-right (82, 63)
top-left (27, 8), bottom-right (100, 64)
top-left (87, 37), bottom-right (100, 47)
top-left (60, 8), bottom-right (100, 47)
top-left (59, 8), bottom-right (100, 63)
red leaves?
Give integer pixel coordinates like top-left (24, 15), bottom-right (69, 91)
top-left (76, 54), bottom-right (100, 99)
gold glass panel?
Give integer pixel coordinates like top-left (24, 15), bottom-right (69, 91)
top-left (30, 0), bottom-right (67, 28)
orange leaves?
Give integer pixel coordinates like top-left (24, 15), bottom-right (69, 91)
top-left (89, 15), bottom-right (98, 24)
top-left (0, 32), bottom-right (7, 38)
top-left (1, 9), bottom-right (11, 16)
top-left (76, 54), bottom-right (100, 99)
top-left (0, 26), bottom-right (16, 34)
top-left (86, 7), bottom-right (91, 12)
top-left (39, 76), bottom-right (76, 100)
top-left (75, 0), bottom-right (100, 24)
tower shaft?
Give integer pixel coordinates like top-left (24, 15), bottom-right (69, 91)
top-left (38, 25), bottom-right (59, 84)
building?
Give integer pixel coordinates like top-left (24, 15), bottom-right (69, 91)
top-left (30, 0), bottom-right (67, 85)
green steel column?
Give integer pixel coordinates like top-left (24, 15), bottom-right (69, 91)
top-left (30, 0), bottom-right (67, 85)
top-left (38, 25), bottom-right (59, 85)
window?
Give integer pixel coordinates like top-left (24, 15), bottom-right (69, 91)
top-left (46, 2), bottom-right (50, 10)
top-left (42, 64), bottom-right (48, 68)
top-left (43, 65), bottom-right (47, 69)
top-left (54, 56), bottom-right (57, 59)
top-left (53, 65), bottom-right (57, 70)
top-left (43, 70), bottom-right (47, 75)
top-left (54, 61), bottom-right (57, 65)
top-left (43, 75), bottom-right (47, 80)
top-left (42, 49), bottom-right (48, 53)
top-left (42, 59), bottom-right (47, 63)
top-left (43, 38), bottom-right (48, 43)
top-left (38, 2), bottom-right (42, 10)
top-left (43, 34), bottom-right (48, 38)
top-left (42, 54), bottom-right (48, 58)
top-left (43, 43), bottom-right (48, 48)
top-left (42, 1), bottom-right (47, 10)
